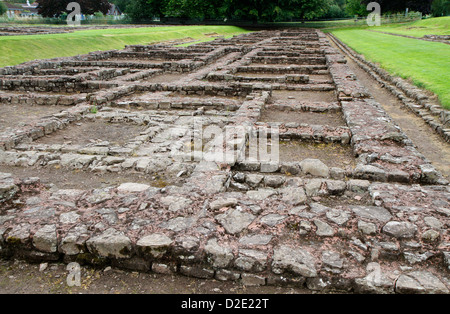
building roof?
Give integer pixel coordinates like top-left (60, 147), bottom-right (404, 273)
top-left (3, 2), bottom-right (25, 10)
top-left (107, 3), bottom-right (122, 15)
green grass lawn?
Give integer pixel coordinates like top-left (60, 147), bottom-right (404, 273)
top-left (373, 16), bottom-right (450, 37)
top-left (332, 27), bottom-right (450, 109)
top-left (0, 25), bottom-right (252, 67)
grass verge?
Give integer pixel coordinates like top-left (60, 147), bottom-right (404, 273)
top-left (0, 25), bottom-right (252, 67)
top-left (331, 28), bottom-right (450, 109)
top-left (373, 16), bottom-right (450, 37)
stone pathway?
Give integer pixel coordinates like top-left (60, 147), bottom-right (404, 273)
top-left (0, 29), bottom-right (449, 294)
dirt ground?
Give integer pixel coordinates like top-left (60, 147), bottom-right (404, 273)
top-left (271, 90), bottom-right (337, 103)
top-left (0, 104), bottom-right (67, 132)
top-left (259, 109), bottom-right (346, 127)
top-left (0, 259), bottom-right (311, 294)
top-left (0, 165), bottom-right (179, 190)
top-left (34, 120), bottom-right (147, 147)
top-left (278, 141), bottom-right (355, 170)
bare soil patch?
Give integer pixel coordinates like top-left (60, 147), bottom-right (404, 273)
top-left (271, 90), bottom-right (337, 103)
top-left (0, 104), bottom-right (67, 132)
top-left (34, 120), bottom-right (147, 147)
top-left (0, 165), bottom-right (178, 190)
top-left (145, 73), bottom-right (183, 83)
top-left (260, 108), bottom-right (346, 127)
top-left (103, 58), bottom-right (166, 64)
top-left (279, 141), bottom-right (355, 170)
top-left (0, 260), bottom-right (311, 294)
top-left (236, 73), bottom-right (285, 78)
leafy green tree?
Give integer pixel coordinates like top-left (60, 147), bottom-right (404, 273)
top-left (345, 0), bottom-right (367, 16)
top-left (224, 0), bottom-right (330, 22)
top-left (164, 0), bottom-right (221, 19)
top-left (110, 0), bottom-right (132, 13)
top-left (431, 0), bottom-right (450, 16)
top-left (126, 0), bottom-right (166, 21)
top-left (360, 0), bottom-right (433, 15)
top-left (0, 2), bottom-right (7, 16)
top-left (323, 0), bottom-right (347, 18)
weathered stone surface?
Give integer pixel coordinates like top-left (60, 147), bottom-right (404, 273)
top-left (235, 249), bottom-right (267, 272)
top-left (33, 224), bottom-right (57, 253)
top-left (309, 203), bottom-right (331, 214)
top-left (180, 265), bottom-right (215, 279)
top-left (0, 179), bottom-right (18, 202)
top-left (354, 263), bottom-right (396, 294)
top-left (326, 209), bottom-right (350, 226)
top-left (260, 214), bottom-right (286, 227)
top-left (160, 216), bottom-right (197, 232)
top-left (204, 238), bottom-right (234, 268)
top-left (86, 228), bottom-right (132, 258)
top-left (322, 251), bottom-right (345, 273)
top-left (0, 30), bottom-right (448, 293)
top-left (347, 179), bottom-right (371, 193)
top-left (382, 221), bottom-right (418, 239)
top-left (216, 209), bottom-right (256, 235)
top-left (313, 219), bottom-right (335, 236)
top-left (358, 220), bottom-right (377, 235)
top-left (246, 188), bottom-right (277, 200)
top-left (443, 252), bottom-right (450, 271)
top-left (395, 271), bottom-right (449, 294)
top-left (424, 216), bottom-right (444, 230)
top-left (137, 233), bottom-right (173, 258)
top-left (281, 186), bottom-right (307, 206)
top-left (354, 165), bottom-right (387, 182)
top-left (117, 182), bottom-right (151, 193)
top-left (263, 175), bottom-right (285, 188)
top-left (305, 179), bottom-right (326, 197)
top-left (241, 273), bottom-right (266, 286)
top-left (351, 206), bottom-right (392, 222)
top-left (6, 223), bottom-right (31, 245)
top-left (215, 269), bottom-right (241, 281)
top-left (152, 263), bottom-right (176, 275)
top-left (272, 245), bottom-right (317, 278)
top-left (245, 174), bottom-right (264, 187)
top-left (160, 196), bottom-right (192, 212)
top-left (239, 234), bottom-right (273, 246)
top-left (300, 159), bottom-right (329, 177)
top-left (59, 225), bottom-right (88, 255)
top-left (210, 198), bottom-right (238, 211)
top-left (59, 211), bottom-right (80, 224)
top-left (325, 180), bottom-right (346, 195)
top-left (260, 162), bottom-right (279, 173)
top-left (421, 229), bottom-right (440, 243)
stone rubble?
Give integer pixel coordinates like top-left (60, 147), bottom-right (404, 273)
top-left (0, 29), bottom-right (448, 294)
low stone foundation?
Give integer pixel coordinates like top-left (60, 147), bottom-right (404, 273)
top-left (0, 29), bottom-right (448, 294)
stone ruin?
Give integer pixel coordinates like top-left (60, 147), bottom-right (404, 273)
top-left (0, 29), bottom-right (449, 293)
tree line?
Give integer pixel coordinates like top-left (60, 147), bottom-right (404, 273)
top-left (30, 0), bottom-right (449, 22)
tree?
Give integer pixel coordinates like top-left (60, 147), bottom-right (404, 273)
top-left (224, 0), bottom-right (330, 22)
top-left (164, 0), bottom-right (221, 19)
top-left (431, 0), bottom-right (450, 16)
top-left (360, 0), bottom-right (433, 15)
top-left (322, 0), bottom-right (348, 18)
top-left (345, 0), bottom-right (367, 17)
top-left (0, 2), bottom-right (7, 16)
top-left (126, 0), bottom-right (167, 21)
top-left (36, 0), bottom-right (111, 18)
top-left (110, 0), bottom-right (132, 13)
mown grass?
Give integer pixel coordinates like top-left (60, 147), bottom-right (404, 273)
top-left (331, 27), bottom-right (450, 109)
top-left (373, 16), bottom-right (450, 37)
top-left (0, 25), bottom-right (252, 67)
